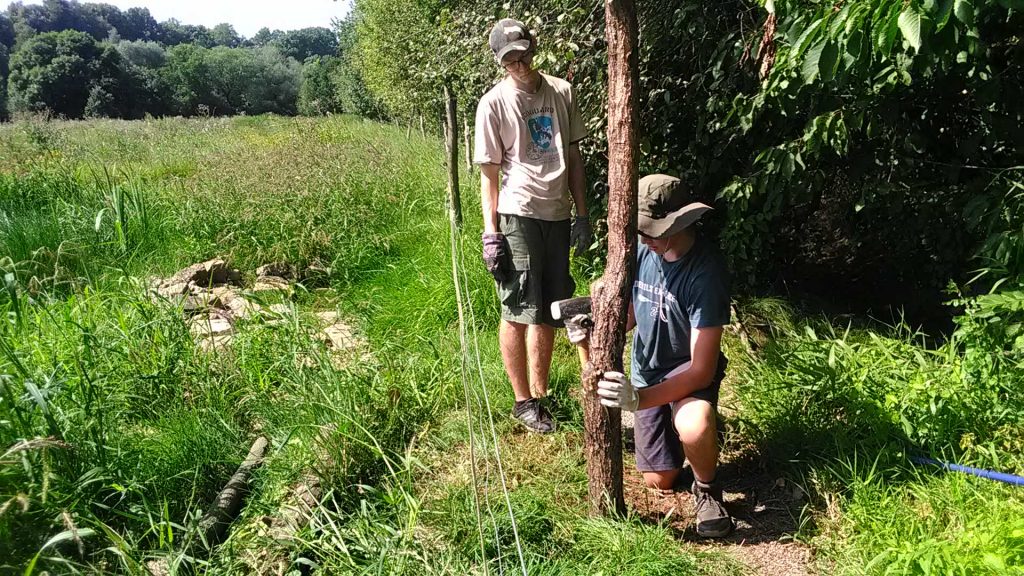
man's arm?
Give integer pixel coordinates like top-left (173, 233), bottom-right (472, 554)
top-left (480, 163), bottom-right (501, 234)
top-left (636, 326), bottom-right (723, 410)
top-left (567, 143), bottom-right (587, 217)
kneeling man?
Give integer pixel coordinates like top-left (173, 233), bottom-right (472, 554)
top-left (571, 174), bottom-right (732, 537)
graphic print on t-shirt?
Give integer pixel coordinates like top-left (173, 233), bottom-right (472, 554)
top-left (635, 279), bottom-right (679, 324)
top-left (525, 111), bottom-right (558, 162)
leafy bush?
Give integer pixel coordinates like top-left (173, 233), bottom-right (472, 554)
top-left (347, 0), bottom-right (1024, 322)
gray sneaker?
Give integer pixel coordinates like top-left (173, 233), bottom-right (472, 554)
top-left (512, 398), bottom-right (556, 434)
top-left (692, 479), bottom-right (733, 538)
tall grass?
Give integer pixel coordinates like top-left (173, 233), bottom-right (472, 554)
top-left (729, 298), bottom-right (1024, 574)
top-left (0, 115), bottom-right (474, 572)
top-left (5, 114), bottom-right (1019, 575)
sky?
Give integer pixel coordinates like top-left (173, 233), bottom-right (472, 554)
top-left (26, 0), bottom-right (353, 37)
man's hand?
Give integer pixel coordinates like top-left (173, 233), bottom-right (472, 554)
top-left (570, 216), bottom-right (592, 253)
top-left (597, 371), bottom-right (639, 412)
top-left (564, 313), bottom-right (592, 344)
top-left (482, 233), bottom-right (509, 282)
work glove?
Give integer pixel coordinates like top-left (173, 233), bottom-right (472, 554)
top-left (570, 216), bottom-right (592, 253)
top-left (482, 233), bottom-right (509, 282)
top-left (564, 313), bottom-right (593, 344)
top-left (596, 371), bottom-right (639, 412)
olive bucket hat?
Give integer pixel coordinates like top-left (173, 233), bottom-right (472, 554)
top-left (637, 174), bottom-right (712, 239)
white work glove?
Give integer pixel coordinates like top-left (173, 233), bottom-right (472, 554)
top-left (596, 371), bottom-right (639, 412)
top-left (564, 313), bottom-right (592, 344)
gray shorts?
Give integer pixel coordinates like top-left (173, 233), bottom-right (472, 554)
top-left (496, 214), bottom-right (575, 326)
top-left (633, 356), bottom-right (727, 473)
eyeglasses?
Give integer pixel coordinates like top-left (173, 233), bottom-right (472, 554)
top-left (501, 49), bottom-right (535, 70)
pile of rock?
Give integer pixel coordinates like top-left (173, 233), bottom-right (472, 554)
top-left (149, 259), bottom-right (292, 352)
top-left (148, 259), bottom-right (362, 360)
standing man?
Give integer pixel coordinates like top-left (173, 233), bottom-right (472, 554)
top-left (475, 18), bottom-right (591, 434)
top-left (569, 174), bottom-right (733, 537)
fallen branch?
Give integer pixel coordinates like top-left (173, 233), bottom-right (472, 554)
top-left (196, 436), bottom-right (270, 549)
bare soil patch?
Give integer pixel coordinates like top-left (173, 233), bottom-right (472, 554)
top-left (621, 424), bottom-right (814, 576)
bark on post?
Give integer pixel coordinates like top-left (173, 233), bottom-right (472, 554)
top-left (444, 85), bottom-right (462, 228)
top-left (583, 0), bottom-right (639, 518)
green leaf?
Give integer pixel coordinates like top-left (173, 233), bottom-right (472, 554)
top-left (802, 39), bottom-right (826, 84)
top-left (932, 0), bottom-right (954, 29)
top-left (996, 0), bottom-right (1024, 9)
top-left (898, 8), bottom-right (925, 52)
top-left (876, 4), bottom-right (902, 54)
top-left (41, 528), bottom-right (96, 550)
top-left (843, 29), bottom-right (865, 70)
top-left (819, 40), bottom-right (840, 82)
top-left (954, 0), bottom-right (976, 25)
top-left (793, 18), bottom-right (826, 59)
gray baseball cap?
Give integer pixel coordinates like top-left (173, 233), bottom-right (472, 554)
top-left (638, 174), bottom-right (712, 239)
top-left (489, 18), bottom-right (533, 62)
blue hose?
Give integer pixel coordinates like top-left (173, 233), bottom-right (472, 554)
top-left (910, 456), bottom-right (1024, 486)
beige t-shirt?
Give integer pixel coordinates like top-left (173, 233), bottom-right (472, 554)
top-left (474, 73), bottom-right (587, 221)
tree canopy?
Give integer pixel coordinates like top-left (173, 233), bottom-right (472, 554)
top-left (347, 0), bottom-right (1023, 324)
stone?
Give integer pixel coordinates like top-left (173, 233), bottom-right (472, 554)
top-left (189, 312), bottom-right (233, 338)
top-left (255, 262), bottom-right (295, 279)
top-left (209, 287), bottom-right (261, 319)
top-left (300, 263), bottom-right (331, 287)
top-left (155, 282), bottom-right (190, 300)
top-left (252, 275), bottom-right (292, 293)
top-left (322, 322), bottom-right (356, 351)
top-left (268, 303), bottom-right (291, 315)
top-left (261, 303), bottom-right (292, 327)
top-left (180, 292), bottom-right (218, 316)
top-left (225, 296), bottom-right (261, 319)
top-left (167, 259), bottom-right (242, 287)
top-left (197, 334), bottom-right (233, 353)
top-left (315, 311), bottom-right (340, 326)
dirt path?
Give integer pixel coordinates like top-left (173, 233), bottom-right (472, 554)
top-left (621, 423), bottom-right (814, 576)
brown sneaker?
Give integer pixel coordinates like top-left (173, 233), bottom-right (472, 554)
top-left (512, 398), bottom-right (556, 434)
top-left (692, 479), bottom-right (733, 538)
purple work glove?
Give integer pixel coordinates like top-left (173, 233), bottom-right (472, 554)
top-left (570, 216), bottom-right (592, 253)
top-left (482, 233), bottom-right (509, 282)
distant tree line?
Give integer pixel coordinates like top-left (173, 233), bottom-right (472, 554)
top-left (0, 0), bottom-right (380, 119)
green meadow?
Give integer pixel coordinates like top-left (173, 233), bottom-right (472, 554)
top-left (2, 115), bottom-right (1022, 575)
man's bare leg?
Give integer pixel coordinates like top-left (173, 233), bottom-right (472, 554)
top-left (642, 469), bottom-right (680, 491)
top-left (499, 319), bottom-right (532, 401)
top-left (673, 398), bottom-right (718, 483)
top-left (674, 397), bottom-right (732, 536)
top-left (526, 323), bottom-right (554, 397)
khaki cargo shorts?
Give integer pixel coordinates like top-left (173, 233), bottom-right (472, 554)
top-left (497, 214), bottom-right (575, 326)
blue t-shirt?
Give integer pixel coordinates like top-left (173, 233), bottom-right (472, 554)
top-left (631, 238), bottom-right (731, 388)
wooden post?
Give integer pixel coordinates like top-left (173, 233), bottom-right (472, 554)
top-left (420, 115), bottom-right (425, 137)
top-left (582, 0), bottom-right (639, 518)
top-left (445, 85), bottom-right (462, 228)
top-left (464, 113), bottom-right (472, 171)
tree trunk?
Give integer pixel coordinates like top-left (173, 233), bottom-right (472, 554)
top-left (583, 0), bottom-right (639, 518)
top-left (445, 85), bottom-right (462, 228)
top-left (464, 113), bottom-right (472, 172)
